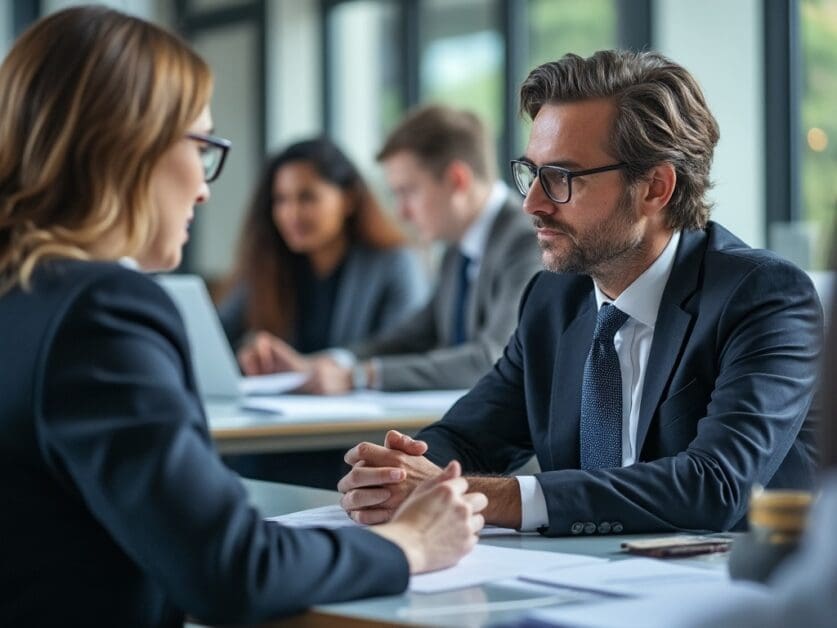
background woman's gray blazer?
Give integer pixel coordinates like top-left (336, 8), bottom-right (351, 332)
top-left (218, 243), bottom-right (427, 348)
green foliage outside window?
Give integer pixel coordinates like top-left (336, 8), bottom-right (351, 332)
top-left (518, 0), bottom-right (616, 152)
top-left (801, 0), bottom-right (837, 262)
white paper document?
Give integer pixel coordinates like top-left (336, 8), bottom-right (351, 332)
top-left (522, 557), bottom-right (727, 597)
top-left (267, 505), bottom-right (356, 529)
top-left (267, 504), bottom-right (518, 537)
top-left (241, 389), bottom-right (466, 419)
top-left (242, 395), bottom-right (385, 418)
top-left (239, 372), bottom-right (308, 396)
top-left (352, 389), bottom-right (468, 412)
top-left (410, 545), bottom-right (608, 594)
top-left (525, 580), bottom-right (771, 628)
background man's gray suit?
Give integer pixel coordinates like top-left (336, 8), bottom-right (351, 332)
top-left (349, 197), bottom-right (540, 390)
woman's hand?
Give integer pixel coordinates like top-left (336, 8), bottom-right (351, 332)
top-left (237, 331), bottom-right (309, 375)
top-left (370, 461), bottom-right (487, 574)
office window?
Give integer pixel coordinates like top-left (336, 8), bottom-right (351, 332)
top-left (322, 0), bottom-right (647, 178)
top-left (191, 0), bottom-right (253, 10)
top-left (801, 0), bottom-right (837, 265)
top-left (326, 0), bottom-right (402, 174)
top-left (171, 1), bottom-right (266, 280)
top-left (190, 22), bottom-right (263, 279)
top-left (528, 0), bottom-right (617, 68)
top-left (517, 0), bottom-right (618, 153)
top-left (418, 0), bottom-right (504, 142)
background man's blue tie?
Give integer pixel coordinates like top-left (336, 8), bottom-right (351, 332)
top-left (451, 251), bottom-right (471, 345)
top-left (580, 303), bottom-right (629, 470)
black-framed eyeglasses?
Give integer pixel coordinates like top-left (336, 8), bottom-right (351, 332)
top-left (510, 160), bottom-right (627, 204)
top-left (186, 132), bottom-right (231, 183)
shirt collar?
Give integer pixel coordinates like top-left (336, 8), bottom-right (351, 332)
top-left (458, 181), bottom-right (508, 262)
top-left (593, 230), bottom-right (681, 330)
top-left (118, 256), bottom-right (141, 271)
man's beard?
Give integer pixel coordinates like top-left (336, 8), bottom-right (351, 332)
top-left (535, 186), bottom-right (644, 276)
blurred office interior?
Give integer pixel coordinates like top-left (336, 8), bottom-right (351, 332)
top-left (2, 0), bottom-right (834, 283)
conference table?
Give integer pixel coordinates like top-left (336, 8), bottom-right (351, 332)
top-left (206, 390), bottom-right (465, 455)
top-left (188, 479), bottom-right (732, 628)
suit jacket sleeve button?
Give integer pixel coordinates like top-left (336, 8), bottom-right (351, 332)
top-left (597, 521), bottom-right (611, 534)
top-left (571, 522), bottom-right (584, 535)
top-left (612, 522), bottom-right (624, 534)
top-left (583, 522), bottom-right (596, 535)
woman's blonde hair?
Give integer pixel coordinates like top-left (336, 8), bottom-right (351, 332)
top-left (0, 6), bottom-right (212, 292)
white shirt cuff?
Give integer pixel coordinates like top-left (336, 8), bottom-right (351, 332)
top-left (327, 348), bottom-right (357, 369)
top-left (516, 475), bottom-right (549, 531)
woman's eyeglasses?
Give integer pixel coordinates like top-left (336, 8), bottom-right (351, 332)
top-left (186, 133), bottom-right (231, 183)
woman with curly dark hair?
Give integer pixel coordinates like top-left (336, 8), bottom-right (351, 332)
top-left (220, 138), bottom-right (426, 354)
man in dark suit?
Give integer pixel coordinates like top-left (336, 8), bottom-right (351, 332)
top-left (337, 50), bottom-right (821, 534)
top-left (240, 105), bottom-right (541, 392)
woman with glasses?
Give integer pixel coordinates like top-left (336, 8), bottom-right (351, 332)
top-left (220, 138), bottom-right (426, 356)
top-left (0, 7), bottom-right (485, 626)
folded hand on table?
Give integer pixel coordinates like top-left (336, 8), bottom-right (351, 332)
top-left (369, 459), bottom-right (487, 573)
top-left (339, 430), bottom-right (445, 524)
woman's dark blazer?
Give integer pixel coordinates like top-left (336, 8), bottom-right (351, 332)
top-left (0, 260), bottom-right (407, 627)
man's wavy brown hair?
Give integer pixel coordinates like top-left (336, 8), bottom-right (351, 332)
top-left (519, 50), bottom-right (720, 231)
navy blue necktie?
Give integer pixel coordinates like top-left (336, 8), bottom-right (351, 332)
top-left (580, 303), bottom-right (629, 470)
top-left (451, 251), bottom-right (472, 345)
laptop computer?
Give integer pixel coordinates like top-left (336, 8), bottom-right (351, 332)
top-left (156, 274), bottom-right (310, 404)
top-left (155, 274), bottom-right (244, 400)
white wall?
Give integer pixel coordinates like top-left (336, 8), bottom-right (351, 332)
top-left (653, 0), bottom-right (765, 248)
top-left (267, 0), bottom-right (322, 151)
top-left (185, 0), bottom-right (324, 278)
top-left (42, 0), bottom-right (156, 19)
top-left (191, 22), bottom-right (262, 278)
top-left (2, 1), bottom-right (170, 59)
top-left (0, 3), bottom-right (11, 58)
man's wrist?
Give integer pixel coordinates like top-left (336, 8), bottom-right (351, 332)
top-left (464, 476), bottom-right (522, 529)
top-left (328, 348), bottom-right (357, 369)
top-left (351, 361), bottom-right (376, 390)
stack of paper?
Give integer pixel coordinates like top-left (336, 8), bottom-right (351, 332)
top-left (268, 506), bottom-right (731, 603)
top-left (267, 504), bottom-right (356, 529)
top-left (268, 505), bottom-right (605, 593)
top-left (243, 395), bottom-right (385, 418)
top-left (241, 389), bottom-right (467, 419)
top-left (268, 504), bottom-right (517, 536)
top-left (410, 545), bottom-right (607, 593)
top-left (239, 372), bottom-right (308, 396)
top-left (525, 580), bottom-right (771, 628)
top-left (521, 557), bottom-right (727, 596)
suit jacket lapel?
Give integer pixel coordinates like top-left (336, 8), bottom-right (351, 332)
top-left (330, 246), bottom-right (358, 344)
top-left (635, 229), bottom-right (707, 452)
top-left (465, 201), bottom-right (516, 334)
top-left (549, 291), bottom-right (596, 470)
top-left (436, 246), bottom-right (460, 345)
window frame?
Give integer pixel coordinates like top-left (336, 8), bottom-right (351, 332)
top-left (321, 0), bottom-right (652, 182)
top-left (764, 0), bottom-right (803, 242)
